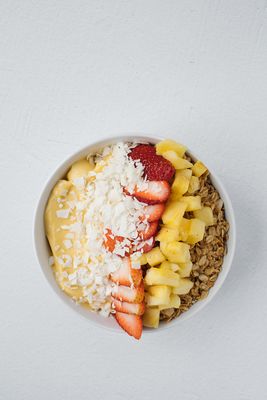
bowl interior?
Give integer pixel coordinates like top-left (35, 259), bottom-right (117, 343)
top-left (34, 135), bottom-right (236, 333)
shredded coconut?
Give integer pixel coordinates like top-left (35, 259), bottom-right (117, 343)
top-left (51, 142), bottom-right (150, 316)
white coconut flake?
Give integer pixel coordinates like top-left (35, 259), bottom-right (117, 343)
top-left (63, 239), bottom-right (72, 249)
top-left (56, 209), bottom-right (70, 219)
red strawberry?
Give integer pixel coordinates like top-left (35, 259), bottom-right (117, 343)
top-left (132, 181), bottom-right (171, 204)
top-left (112, 282), bottom-right (145, 303)
top-left (138, 221), bottom-right (158, 240)
top-left (114, 312), bottom-right (143, 340)
top-left (130, 144), bottom-right (156, 160)
top-left (140, 155), bottom-right (175, 182)
top-left (104, 229), bottom-right (132, 255)
top-left (110, 258), bottom-right (142, 287)
top-left (129, 144), bottom-right (175, 182)
top-left (112, 297), bottom-right (145, 316)
top-left (141, 203), bottom-right (165, 222)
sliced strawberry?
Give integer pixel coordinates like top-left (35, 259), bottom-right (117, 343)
top-left (104, 229), bottom-right (132, 255)
top-left (110, 258), bottom-right (142, 287)
top-left (130, 144), bottom-right (156, 160)
top-left (140, 155), bottom-right (175, 182)
top-left (141, 203), bottom-right (165, 222)
top-left (112, 282), bottom-right (145, 303)
top-left (132, 181), bottom-right (171, 204)
top-left (114, 312), bottom-right (143, 340)
top-left (112, 297), bottom-right (145, 316)
top-left (135, 236), bottom-right (155, 253)
top-left (129, 145), bottom-right (175, 182)
top-left (138, 221), bottom-right (158, 240)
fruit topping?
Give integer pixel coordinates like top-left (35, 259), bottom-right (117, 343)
top-left (131, 181), bottom-right (171, 204)
top-left (114, 312), bottom-right (143, 340)
top-left (129, 144), bottom-right (175, 182)
top-left (112, 282), bottom-right (145, 303)
top-left (110, 258), bottom-right (142, 287)
top-left (112, 298), bottom-right (145, 316)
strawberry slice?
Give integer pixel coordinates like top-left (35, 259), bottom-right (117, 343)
top-left (112, 297), bottom-right (145, 316)
top-left (132, 181), bottom-right (171, 205)
top-left (112, 282), bottom-right (145, 303)
top-left (110, 258), bottom-right (142, 287)
top-left (104, 229), bottom-right (132, 255)
top-left (129, 144), bottom-right (175, 182)
top-left (130, 144), bottom-right (156, 160)
top-left (142, 203), bottom-right (165, 222)
top-left (140, 155), bottom-right (175, 182)
top-left (138, 221), bottom-right (158, 240)
top-left (115, 312), bottom-right (143, 340)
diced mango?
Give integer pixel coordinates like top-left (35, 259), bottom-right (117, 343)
top-left (172, 278), bottom-right (194, 295)
top-left (180, 196), bottom-right (202, 211)
top-left (178, 218), bottom-right (191, 242)
top-left (146, 247), bottom-right (165, 267)
top-left (192, 160), bottom-right (207, 177)
top-left (169, 192), bottom-right (183, 201)
top-left (186, 218), bottom-right (206, 244)
top-left (162, 201), bottom-right (187, 226)
top-left (159, 294), bottom-right (181, 310)
top-left (156, 139), bottom-right (187, 157)
top-left (148, 285), bottom-right (171, 305)
top-left (162, 151), bottom-right (193, 169)
top-left (67, 159), bottom-right (94, 182)
top-left (178, 261), bottom-right (193, 278)
top-left (160, 241), bottom-right (191, 263)
top-left (188, 176), bottom-right (200, 194)
top-left (175, 169), bottom-right (193, 180)
top-left (144, 267), bottom-right (181, 287)
top-left (193, 206), bottom-right (214, 226)
top-left (172, 175), bottom-right (190, 195)
top-left (160, 260), bottom-right (179, 272)
top-left (139, 254), bottom-right (147, 265)
top-left (143, 307), bottom-right (160, 328)
top-left (156, 226), bottom-right (180, 242)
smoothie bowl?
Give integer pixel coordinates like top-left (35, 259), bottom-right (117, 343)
top-left (34, 135), bottom-right (236, 340)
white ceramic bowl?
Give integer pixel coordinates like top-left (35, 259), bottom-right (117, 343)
top-left (33, 134), bottom-right (236, 333)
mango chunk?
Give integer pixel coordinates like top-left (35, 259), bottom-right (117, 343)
top-left (188, 176), bottom-right (200, 194)
top-left (146, 247), bottom-right (165, 267)
top-left (160, 260), bottom-right (180, 272)
top-left (178, 218), bottom-right (191, 242)
top-left (143, 307), bottom-right (160, 328)
top-left (177, 261), bottom-right (193, 278)
top-left (172, 278), bottom-right (194, 295)
top-left (192, 160), bottom-right (207, 177)
top-left (172, 175), bottom-right (190, 196)
top-left (147, 285), bottom-right (171, 305)
top-left (162, 151), bottom-right (193, 169)
top-left (193, 206), bottom-right (214, 226)
top-left (186, 218), bottom-right (206, 244)
top-left (180, 196), bottom-right (202, 211)
top-left (160, 241), bottom-right (191, 263)
top-left (156, 140), bottom-right (187, 157)
top-left (159, 294), bottom-right (181, 310)
top-left (144, 267), bottom-right (181, 287)
top-left (162, 201), bottom-right (187, 226)
top-left (139, 254), bottom-right (147, 265)
top-left (156, 226), bottom-right (180, 242)
top-left (175, 169), bottom-right (193, 179)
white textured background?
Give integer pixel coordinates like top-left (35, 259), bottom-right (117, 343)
top-left (1, 1), bottom-right (267, 399)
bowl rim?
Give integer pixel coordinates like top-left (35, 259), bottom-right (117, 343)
top-left (33, 133), bottom-right (236, 334)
